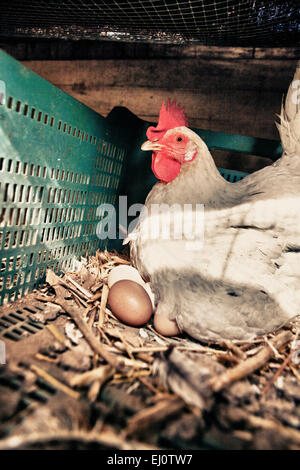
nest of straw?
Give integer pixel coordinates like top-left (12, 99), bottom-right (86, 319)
top-left (1, 249), bottom-right (300, 450)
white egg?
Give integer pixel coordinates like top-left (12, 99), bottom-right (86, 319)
top-left (143, 282), bottom-right (156, 310)
top-left (108, 265), bottom-right (144, 288)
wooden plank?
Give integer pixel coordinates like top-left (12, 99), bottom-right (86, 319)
top-left (167, 46), bottom-right (254, 59)
top-left (2, 40), bottom-right (299, 60)
top-left (254, 48), bottom-right (300, 59)
top-left (23, 59), bottom-right (297, 90)
top-left (22, 58), bottom-right (298, 140)
top-left (49, 85), bottom-right (284, 140)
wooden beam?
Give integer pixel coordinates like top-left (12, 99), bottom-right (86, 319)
top-left (22, 58), bottom-right (298, 140)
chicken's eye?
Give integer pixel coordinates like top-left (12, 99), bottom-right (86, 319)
top-left (176, 136), bottom-right (183, 142)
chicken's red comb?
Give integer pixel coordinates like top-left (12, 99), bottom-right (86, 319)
top-left (146, 99), bottom-right (188, 141)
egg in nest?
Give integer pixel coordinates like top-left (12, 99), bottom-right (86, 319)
top-left (108, 279), bottom-right (153, 327)
top-left (107, 265), bottom-right (180, 335)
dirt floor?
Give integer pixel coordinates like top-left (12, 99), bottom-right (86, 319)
top-left (1, 250), bottom-right (300, 450)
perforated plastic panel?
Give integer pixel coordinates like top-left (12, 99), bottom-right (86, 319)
top-left (0, 50), bottom-right (128, 305)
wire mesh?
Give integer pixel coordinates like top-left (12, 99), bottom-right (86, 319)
top-left (0, 0), bottom-right (299, 46)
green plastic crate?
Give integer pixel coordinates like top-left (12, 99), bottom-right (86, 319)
top-left (0, 50), bottom-right (130, 305)
top-left (0, 50), bottom-right (282, 305)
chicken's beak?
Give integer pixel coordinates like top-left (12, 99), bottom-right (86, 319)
top-left (141, 140), bottom-right (162, 152)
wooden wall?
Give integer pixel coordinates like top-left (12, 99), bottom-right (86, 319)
top-left (2, 40), bottom-right (299, 170)
top-left (21, 48), bottom-right (298, 141)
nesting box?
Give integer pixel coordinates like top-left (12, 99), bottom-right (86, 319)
top-left (0, 50), bottom-right (282, 305)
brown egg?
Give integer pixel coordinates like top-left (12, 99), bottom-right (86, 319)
top-left (108, 280), bottom-right (153, 327)
top-left (153, 310), bottom-right (181, 337)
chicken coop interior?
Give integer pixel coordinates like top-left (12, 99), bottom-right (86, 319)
top-left (0, 0), bottom-right (300, 452)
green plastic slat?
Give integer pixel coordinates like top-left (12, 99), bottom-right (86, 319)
top-left (194, 128), bottom-right (282, 161)
top-left (218, 167), bottom-right (248, 182)
top-left (0, 50), bottom-right (129, 305)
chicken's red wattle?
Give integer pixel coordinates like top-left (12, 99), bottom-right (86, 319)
top-left (152, 152), bottom-right (181, 183)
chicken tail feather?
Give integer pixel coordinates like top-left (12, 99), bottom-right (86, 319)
top-left (277, 61), bottom-right (300, 156)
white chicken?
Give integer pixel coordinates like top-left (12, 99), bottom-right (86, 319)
top-left (126, 64), bottom-right (300, 343)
